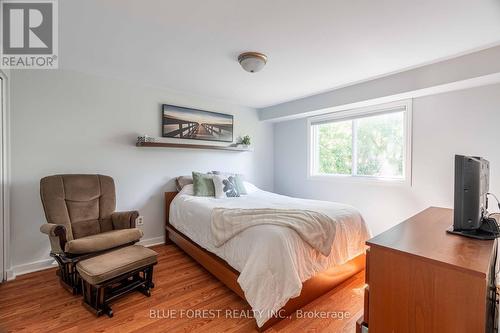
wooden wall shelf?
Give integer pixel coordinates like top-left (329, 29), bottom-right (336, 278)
top-left (136, 141), bottom-right (252, 152)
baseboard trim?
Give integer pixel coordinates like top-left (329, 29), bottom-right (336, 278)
top-left (9, 236), bottom-right (165, 279)
top-left (138, 236), bottom-right (164, 247)
top-left (5, 268), bottom-right (15, 281)
top-left (12, 258), bottom-right (57, 277)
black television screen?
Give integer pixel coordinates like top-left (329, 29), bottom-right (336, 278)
top-left (453, 155), bottom-right (490, 231)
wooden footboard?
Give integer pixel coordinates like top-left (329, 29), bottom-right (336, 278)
top-left (164, 192), bottom-right (366, 331)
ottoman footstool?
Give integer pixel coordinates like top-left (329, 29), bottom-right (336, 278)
top-left (76, 245), bottom-right (158, 317)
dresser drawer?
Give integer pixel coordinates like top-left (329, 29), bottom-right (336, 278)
top-left (363, 248), bottom-right (370, 325)
top-left (365, 248), bottom-right (370, 284)
top-left (363, 285), bottom-right (369, 324)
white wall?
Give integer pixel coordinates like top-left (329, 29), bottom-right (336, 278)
top-left (274, 83), bottom-right (500, 236)
top-left (9, 70), bottom-right (274, 270)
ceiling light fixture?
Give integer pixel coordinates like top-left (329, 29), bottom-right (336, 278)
top-left (238, 52), bottom-right (267, 73)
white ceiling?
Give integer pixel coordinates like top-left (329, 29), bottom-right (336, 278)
top-left (60, 0), bottom-right (500, 108)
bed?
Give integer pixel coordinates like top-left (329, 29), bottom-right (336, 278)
top-left (164, 182), bottom-right (370, 330)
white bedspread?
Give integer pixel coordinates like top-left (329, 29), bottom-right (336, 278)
top-left (169, 183), bottom-right (371, 327)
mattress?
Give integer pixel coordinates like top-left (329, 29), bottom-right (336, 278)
top-left (169, 182), bottom-right (371, 327)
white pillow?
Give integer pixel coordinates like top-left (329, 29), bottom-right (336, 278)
top-left (179, 183), bottom-right (194, 195)
top-left (242, 181), bottom-right (259, 194)
top-left (213, 174), bottom-right (240, 198)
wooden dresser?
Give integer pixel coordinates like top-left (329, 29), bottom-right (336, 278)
top-left (357, 207), bottom-right (497, 333)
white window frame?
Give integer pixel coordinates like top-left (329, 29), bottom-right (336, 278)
top-left (307, 99), bottom-right (413, 186)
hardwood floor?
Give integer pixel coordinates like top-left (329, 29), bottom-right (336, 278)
top-left (0, 244), bottom-right (365, 333)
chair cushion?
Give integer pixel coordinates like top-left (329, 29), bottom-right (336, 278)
top-left (76, 245), bottom-right (157, 285)
top-left (64, 228), bottom-right (143, 254)
top-left (40, 174), bottom-right (117, 240)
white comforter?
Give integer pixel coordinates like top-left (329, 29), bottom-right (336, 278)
top-left (169, 183), bottom-right (371, 327)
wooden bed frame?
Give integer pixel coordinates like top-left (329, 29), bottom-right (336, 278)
top-left (164, 192), bottom-right (366, 331)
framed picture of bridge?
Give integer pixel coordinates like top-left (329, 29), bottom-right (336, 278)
top-left (162, 104), bottom-right (234, 142)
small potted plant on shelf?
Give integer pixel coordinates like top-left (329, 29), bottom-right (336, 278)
top-left (239, 135), bottom-right (251, 148)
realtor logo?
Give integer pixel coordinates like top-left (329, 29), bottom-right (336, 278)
top-left (0, 0), bottom-right (58, 68)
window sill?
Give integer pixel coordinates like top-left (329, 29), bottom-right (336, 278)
top-left (307, 174), bottom-right (410, 187)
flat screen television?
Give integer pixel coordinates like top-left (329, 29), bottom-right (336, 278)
top-left (453, 154), bottom-right (490, 231)
top-left (448, 154), bottom-right (500, 240)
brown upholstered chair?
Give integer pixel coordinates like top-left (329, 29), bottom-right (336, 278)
top-left (40, 174), bottom-right (143, 293)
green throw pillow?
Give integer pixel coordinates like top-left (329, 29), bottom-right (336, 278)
top-left (234, 175), bottom-right (247, 195)
top-left (192, 172), bottom-right (215, 197)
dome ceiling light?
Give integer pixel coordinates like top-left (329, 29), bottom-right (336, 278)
top-left (238, 52), bottom-right (267, 73)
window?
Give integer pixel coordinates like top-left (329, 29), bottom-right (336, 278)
top-left (308, 100), bottom-right (412, 183)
